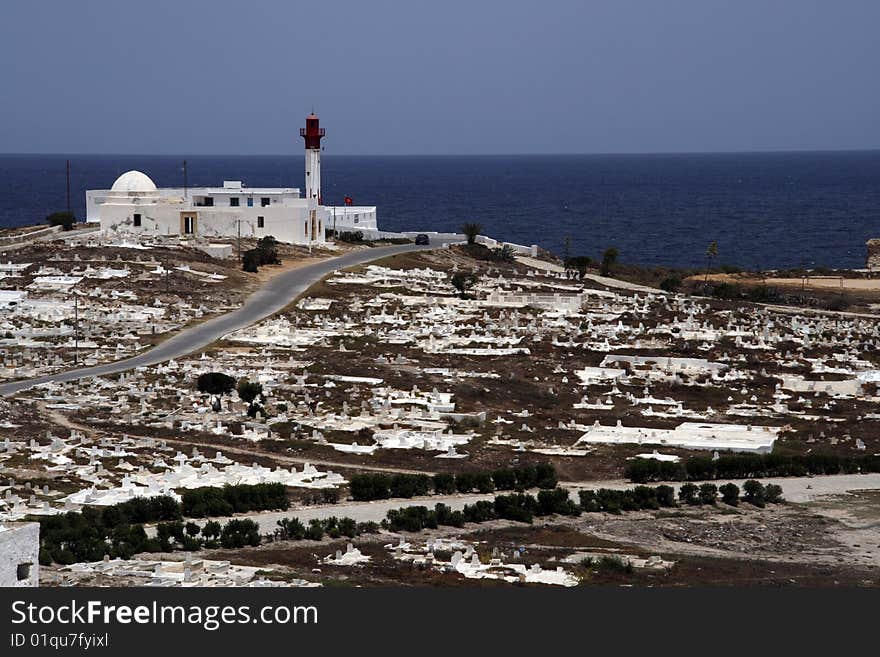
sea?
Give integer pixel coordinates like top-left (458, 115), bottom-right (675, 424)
top-left (1, 151), bottom-right (878, 270)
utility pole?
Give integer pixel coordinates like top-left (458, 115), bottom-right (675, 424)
top-left (333, 205), bottom-right (337, 240)
top-left (237, 219), bottom-right (242, 263)
top-left (73, 292), bottom-right (79, 365)
top-left (183, 160), bottom-right (188, 200)
top-left (66, 159), bottom-right (71, 216)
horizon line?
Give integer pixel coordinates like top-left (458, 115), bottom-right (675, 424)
top-left (2, 147), bottom-right (880, 158)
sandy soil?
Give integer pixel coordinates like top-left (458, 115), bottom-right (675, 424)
top-left (694, 272), bottom-right (880, 292)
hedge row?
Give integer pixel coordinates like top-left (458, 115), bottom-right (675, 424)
top-left (350, 464), bottom-right (558, 502)
top-left (36, 507), bottom-right (263, 565)
top-left (381, 481), bottom-right (786, 532)
top-left (580, 480), bottom-right (784, 513)
top-left (35, 483), bottom-right (290, 565)
top-left (275, 516), bottom-right (380, 541)
top-left (625, 452), bottom-right (880, 484)
top-left (181, 483), bottom-right (289, 518)
top-left (382, 488), bottom-right (580, 532)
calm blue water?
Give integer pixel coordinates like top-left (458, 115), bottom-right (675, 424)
top-left (1, 152), bottom-right (878, 269)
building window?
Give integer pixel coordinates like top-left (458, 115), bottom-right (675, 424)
top-left (17, 563), bottom-right (31, 581)
top-left (353, 216), bottom-right (359, 224)
top-left (133, 213), bottom-right (142, 227)
top-left (247, 197), bottom-right (253, 207)
top-left (257, 216), bottom-right (264, 228)
top-left (230, 197), bottom-right (240, 207)
top-left (261, 197), bottom-right (270, 207)
top-left (184, 216), bottom-right (194, 234)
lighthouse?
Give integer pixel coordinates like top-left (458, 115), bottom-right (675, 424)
top-left (301, 113), bottom-right (325, 203)
top-left (300, 113), bottom-right (325, 245)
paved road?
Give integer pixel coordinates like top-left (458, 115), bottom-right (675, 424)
top-left (0, 242), bottom-right (451, 396)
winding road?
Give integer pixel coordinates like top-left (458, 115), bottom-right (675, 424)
top-left (0, 241), bottom-right (454, 397)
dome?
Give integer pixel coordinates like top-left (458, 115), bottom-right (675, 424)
top-left (111, 170), bottom-right (157, 193)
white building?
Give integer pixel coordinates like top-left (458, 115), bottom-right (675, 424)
top-left (0, 522), bottom-right (40, 587)
top-left (86, 114), bottom-right (377, 246)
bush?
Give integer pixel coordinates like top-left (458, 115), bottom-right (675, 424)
top-left (46, 211), bottom-right (76, 231)
top-left (196, 372), bottom-right (236, 396)
top-left (336, 230), bottom-right (364, 243)
top-left (305, 519), bottom-right (325, 541)
top-left (432, 473), bottom-right (456, 495)
top-left (698, 483), bottom-right (718, 505)
top-left (655, 485), bottom-right (676, 507)
top-left (349, 473), bottom-right (392, 501)
top-left (678, 483), bottom-right (700, 506)
top-left (764, 483), bottom-right (784, 504)
top-left (236, 378), bottom-right (263, 404)
top-left (579, 490), bottom-right (600, 512)
top-left (242, 249), bottom-right (261, 273)
top-left (434, 503), bottom-right (466, 528)
top-left (624, 458), bottom-right (686, 483)
top-left (181, 483), bottom-right (288, 518)
top-left (462, 500), bottom-right (496, 523)
top-left (626, 452), bottom-right (880, 483)
top-left (256, 236), bottom-right (280, 265)
top-left (491, 469), bottom-right (517, 490)
top-left (494, 493), bottom-right (537, 523)
top-left (220, 519), bottom-right (261, 548)
top-left (742, 480), bottom-right (766, 508)
top-left (536, 488), bottom-right (581, 516)
top-left (719, 483), bottom-right (740, 506)
top-left (384, 506), bottom-right (437, 532)
top-left (659, 276), bottom-right (681, 293)
top-left (389, 474), bottom-right (431, 498)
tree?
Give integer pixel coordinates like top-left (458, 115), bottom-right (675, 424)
top-left (461, 222), bottom-right (482, 245)
top-left (450, 272), bottom-right (478, 299)
top-left (491, 244), bottom-right (516, 262)
top-left (46, 211), bottom-right (76, 231)
top-left (256, 235), bottom-right (280, 265)
top-left (565, 256), bottom-right (593, 279)
top-left (242, 249), bottom-right (261, 273)
top-left (655, 485), bottom-right (676, 507)
top-left (196, 372), bottom-right (236, 396)
top-left (660, 276), bottom-right (681, 293)
top-left (236, 378), bottom-right (263, 404)
top-left (698, 482), bottom-right (718, 505)
top-left (742, 479), bottom-right (766, 507)
top-left (764, 483), bottom-right (784, 504)
top-left (678, 482), bottom-right (699, 505)
top-left (719, 483), bottom-right (739, 506)
top-left (704, 240), bottom-right (719, 283)
top-left (698, 483), bottom-right (718, 505)
top-left (600, 247), bottom-right (618, 277)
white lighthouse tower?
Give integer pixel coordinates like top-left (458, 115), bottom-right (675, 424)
top-left (300, 113), bottom-right (325, 246)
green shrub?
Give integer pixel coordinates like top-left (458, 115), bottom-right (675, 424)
top-left (698, 483), bottom-right (718, 505)
top-left (719, 483), bottom-right (740, 506)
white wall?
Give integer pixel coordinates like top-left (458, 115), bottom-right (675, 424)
top-left (326, 206), bottom-right (378, 231)
top-left (98, 199), bottom-right (325, 246)
top-left (0, 523), bottom-right (40, 587)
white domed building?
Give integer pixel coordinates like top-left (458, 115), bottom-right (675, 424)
top-left (85, 116), bottom-right (377, 247)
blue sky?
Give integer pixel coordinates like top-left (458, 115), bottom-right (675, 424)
top-left (1, 0), bottom-right (878, 155)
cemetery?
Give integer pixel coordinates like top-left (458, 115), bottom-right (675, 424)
top-left (2, 239), bottom-right (880, 587)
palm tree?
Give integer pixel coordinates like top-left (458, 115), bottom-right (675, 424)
top-left (600, 247), bottom-right (618, 277)
top-left (461, 222), bottom-right (482, 245)
top-left (704, 240), bottom-right (719, 283)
